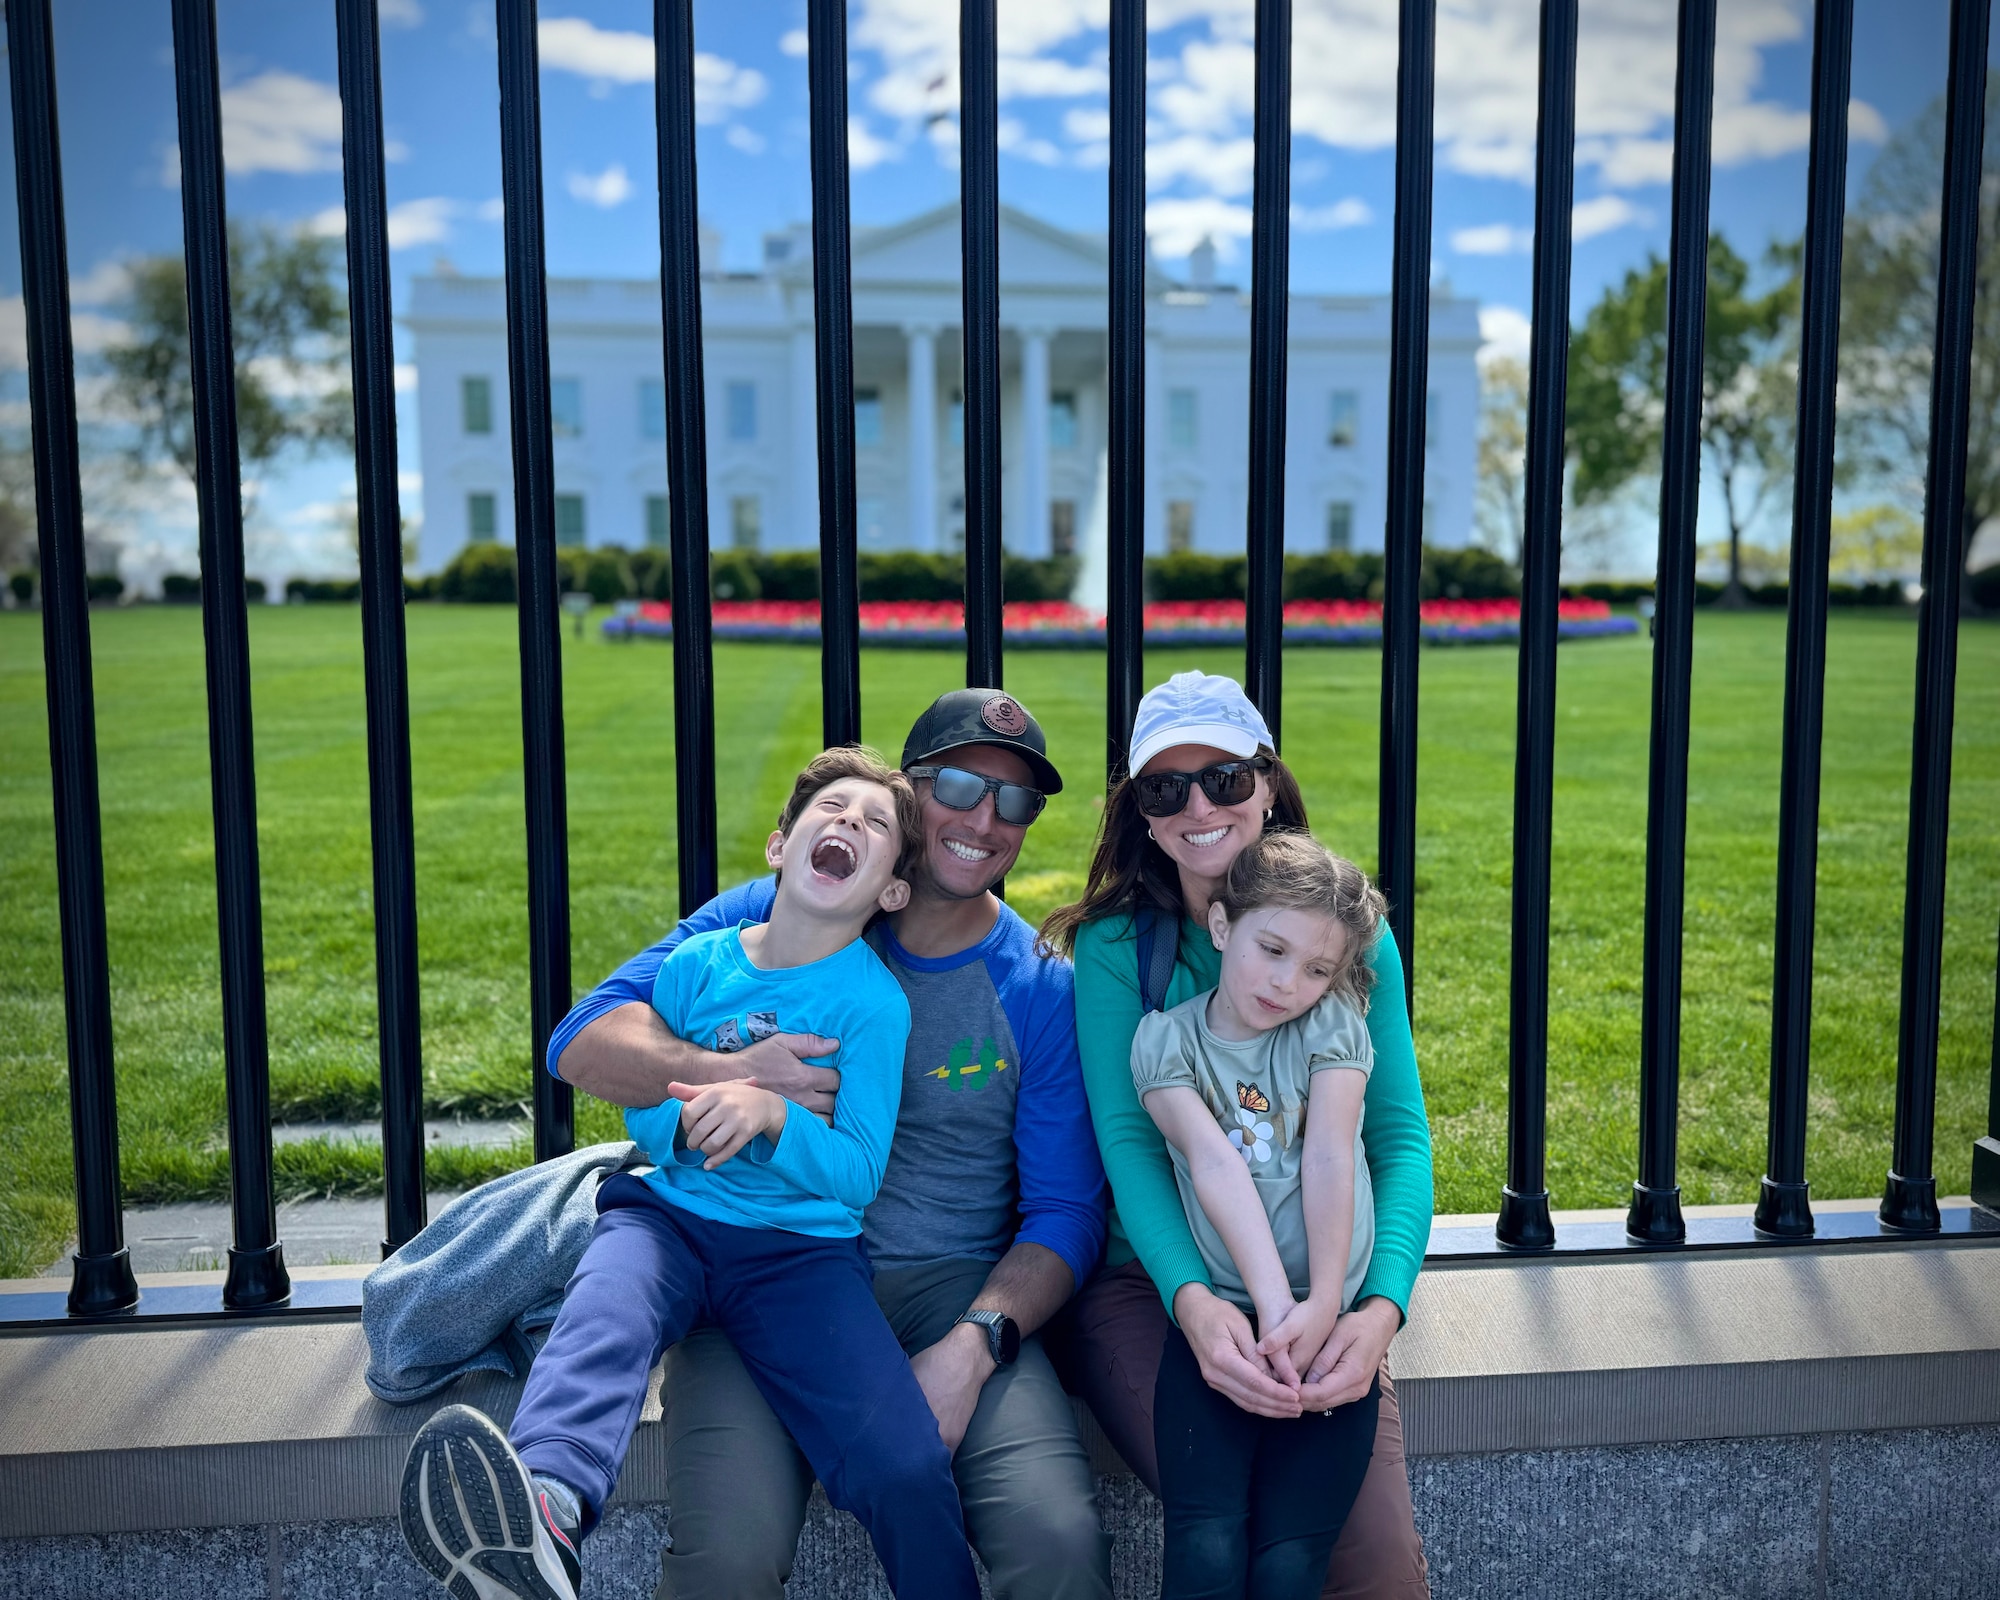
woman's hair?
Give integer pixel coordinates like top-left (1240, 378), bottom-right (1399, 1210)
top-left (1215, 831), bottom-right (1387, 1012)
top-left (1038, 743), bottom-right (1306, 956)
top-left (776, 745), bottom-right (925, 881)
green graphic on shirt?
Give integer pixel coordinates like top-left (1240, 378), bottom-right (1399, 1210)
top-left (924, 1035), bottom-right (1009, 1092)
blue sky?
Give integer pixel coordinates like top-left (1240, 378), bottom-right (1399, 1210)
top-left (2, 0), bottom-right (1991, 578)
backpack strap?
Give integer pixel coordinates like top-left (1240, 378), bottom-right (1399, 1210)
top-left (1135, 903), bottom-right (1179, 1014)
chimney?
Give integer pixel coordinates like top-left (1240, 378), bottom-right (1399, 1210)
top-left (1188, 236), bottom-right (1217, 289)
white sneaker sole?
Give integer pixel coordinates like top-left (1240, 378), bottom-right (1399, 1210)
top-left (399, 1404), bottom-right (580, 1600)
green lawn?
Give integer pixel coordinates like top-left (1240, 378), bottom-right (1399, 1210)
top-left (1, 604), bottom-right (1995, 1276)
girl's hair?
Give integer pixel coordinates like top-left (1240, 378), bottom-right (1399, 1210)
top-left (1215, 831), bottom-right (1387, 1012)
top-left (1038, 744), bottom-right (1307, 956)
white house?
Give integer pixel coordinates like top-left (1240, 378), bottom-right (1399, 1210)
top-left (406, 203), bottom-right (1481, 575)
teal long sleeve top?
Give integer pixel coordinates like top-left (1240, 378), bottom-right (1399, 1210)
top-left (1072, 912), bottom-right (1434, 1321)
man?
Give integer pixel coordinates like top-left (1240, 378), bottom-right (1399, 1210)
top-left (549, 689), bottom-right (1112, 1599)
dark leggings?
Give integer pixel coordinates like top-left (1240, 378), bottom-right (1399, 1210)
top-left (1154, 1325), bottom-right (1380, 1600)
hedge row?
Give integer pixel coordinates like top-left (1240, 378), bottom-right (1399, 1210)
top-left (1147, 547), bottom-right (1524, 602)
top-left (1560, 578), bottom-right (1916, 608)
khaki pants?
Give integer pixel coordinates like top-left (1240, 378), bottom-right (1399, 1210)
top-left (654, 1255), bottom-right (1112, 1600)
top-left (1045, 1258), bottom-right (1431, 1599)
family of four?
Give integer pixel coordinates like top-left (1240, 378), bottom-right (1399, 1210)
top-left (397, 671), bottom-right (1434, 1600)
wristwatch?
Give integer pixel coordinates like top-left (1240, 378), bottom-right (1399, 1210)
top-left (955, 1309), bottom-right (1020, 1368)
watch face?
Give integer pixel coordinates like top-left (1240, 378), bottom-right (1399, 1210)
top-left (995, 1315), bottom-right (1021, 1366)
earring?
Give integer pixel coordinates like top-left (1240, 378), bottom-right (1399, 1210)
top-left (1265, 809), bottom-right (1274, 823)
top-left (1147, 827), bottom-right (1156, 840)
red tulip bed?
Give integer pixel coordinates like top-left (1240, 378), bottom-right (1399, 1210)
top-left (603, 596), bottom-right (1635, 649)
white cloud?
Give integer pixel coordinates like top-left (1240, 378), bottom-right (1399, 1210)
top-left (70, 312), bottom-right (129, 354)
top-left (1147, 134), bottom-right (1255, 197)
top-left (394, 364), bottom-right (418, 393)
top-left (379, 0), bottom-right (424, 25)
top-left (1292, 196), bottom-right (1372, 231)
top-left (1847, 98), bottom-right (1888, 144)
top-left (388, 197), bottom-right (461, 247)
top-left (218, 71), bottom-right (346, 175)
top-left (1571, 194), bottom-right (1650, 240)
top-left (996, 117), bottom-right (1064, 166)
top-left (780, 28), bottom-right (809, 58)
top-left (1478, 304), bottom-right (1532, 367)
top-left (1146, 196), bottom-right (1253, 261)
top-left (476, 197), bottom-right (507, 223)
top-left (692, 52), bottom-right (769, 122)
top-left (68, 259), bottom-right (132, 305)
top-left (566, 164), bottom-right (634, 208)
top-left (1452, 222), bottom-right (1532, 255)
top-left (308, 205), bottom-right (348, 238)
top-left (848, 117), bottom-right (900, 169)
top-left (537, 18), bottom-right (766, 124)
top-left (726, 124), bottom-right (767, 155)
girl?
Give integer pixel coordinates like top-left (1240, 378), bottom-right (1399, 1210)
top-left (1131, 830), bottom-right (1388, 1600)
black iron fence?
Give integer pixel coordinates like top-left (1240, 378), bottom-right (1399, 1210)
top-left (8, 0), bottom-right (1998, 1322)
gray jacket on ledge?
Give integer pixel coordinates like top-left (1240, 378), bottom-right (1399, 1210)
top-left (362, 1140), bottom-right (646, 1404)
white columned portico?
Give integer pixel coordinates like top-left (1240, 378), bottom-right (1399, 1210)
top-left (905, 324), bottom-right (938, 550)
top-left (790, 323), bottom-right (818, 545)
top-left (1019, 327), bottom-right (1051, 554)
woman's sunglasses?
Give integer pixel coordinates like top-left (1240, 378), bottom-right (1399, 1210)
top-left (906, 765), bottom-right (1047, 827)
top-left (1131, 757), bottom-right (1271, 819)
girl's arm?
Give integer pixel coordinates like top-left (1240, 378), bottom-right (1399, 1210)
top-left (1140, 1085), bottom-right (1298, 1381)
top-left (1259, 1065), bottom-right (1364, 1378)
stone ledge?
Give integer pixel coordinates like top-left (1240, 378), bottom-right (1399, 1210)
top-left (3, 1237), bottom-right (1998, 1539)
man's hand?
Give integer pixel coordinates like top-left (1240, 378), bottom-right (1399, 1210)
top-left (1298, 1294), bottom-right (1399, 1412)
top-left (735, 1033), bottom-right (842, 1122)
top-left (666, 1079), bottom-right (786, 1170)
top-left (909, 1320), bottom-right (997, 1454)
top-left (1173, 1282), bottom-right (1302, 1420)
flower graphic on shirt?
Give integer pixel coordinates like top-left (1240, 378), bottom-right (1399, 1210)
top-left (1230, 1107), bottom-right (1275, 1165)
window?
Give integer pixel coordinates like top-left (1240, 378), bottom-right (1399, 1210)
top-left (1050, 391), bottom-right (1078, 451)
top-left (644, 494), bottom-right (669, 549)
top-left (1325, 501), bottom-right (1354, 552)
top-left (1167, 499), bottom-right (1195, 553)
top-left (855, 389), bottom-right (883, 448)
top-left (948, 390), bottom-right (964, 448)
top-left (466, 491), bottom-right (497, 541)
top-left (639, 379), bottom-right (666, 441)
top-left (1168, 389), bottom-right (1198, 452)
top-left (461, 376), bottom-right (493, 436)
top-left (1422, 500), bottom-right (1436, 541)
top-left (1050, 500), bottom-right (1077, 558)
top-left (730, 494), bottom-right (761, 550)
top-left (1425, 390), bottom-right (1439, 449)
top-left (858, 496), bottom-right (889, 549)
top-left (1328, 390), bottom-right (1359, 449)
top-left (555, 494), bottom-right (586, 546)
top-left (726, 381), bottom-right (757, 443)
top-left (551, 378), bottom-right (583, 438)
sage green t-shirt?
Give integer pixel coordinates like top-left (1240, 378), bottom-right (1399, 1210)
top-left (1132, 992), bottom-right (1375, 1315)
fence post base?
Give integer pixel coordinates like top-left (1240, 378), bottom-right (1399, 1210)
top-left (1626, 1182), bottom-right (1685, 1245)
top-left (1754, 1176), bottom-right (1814, 1238)
top-left (1879, 1171), bottom-right (1940, 1235)
top-left (1968, 1137), bottom-right (2000, 1218)
top-left (222, 1242), bottom-right (290, 1310)
top-left (1495, 1186), bottom-right (1555, 1251)
top-left (66, 1249), bottom-right (138, 1317)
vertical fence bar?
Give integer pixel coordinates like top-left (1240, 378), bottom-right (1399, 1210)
top-left (959, 0), bottom-right (1003, 690)
top-left (169, 0), bottom-right (289, 1308)
top-left (335, 0), bottom-right (426, 1254)
top-left (8, 0), bottom-right (139, 1316)
top-left (1243, 0), bottom-right (1291, 744)
top-left (1758, 0), bottom-right (1853, 1241)
top-left (1496, 0), bottom-right (1577, 1254)
top-left (1105, 0), bottom-right (1146, 779)
top-left (1377, 0), bottom-right (1435, 999)
top-left (1628, 0), bottom-right (1716, 1247)
top-left (1881, 0), bottom-right (1991, 1235)
top-left (807, 0), bottom-right (860, 747)
top-left (654, 0), bottom-right (718, 915)
top-left (494, 0), bottom-right (574, 1156)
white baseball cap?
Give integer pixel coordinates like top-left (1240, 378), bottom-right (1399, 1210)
top-left (1127, 670), bottom-right (1274, 776)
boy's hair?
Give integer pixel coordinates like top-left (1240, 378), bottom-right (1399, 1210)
top-left (1214, 830), bottom-right (1387, 1012)
top-left (776, 745), bottom-right (925, 883)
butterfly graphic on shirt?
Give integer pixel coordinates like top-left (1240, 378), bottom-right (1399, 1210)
top-left (1236, 1080), bottom-right (1272, 1115)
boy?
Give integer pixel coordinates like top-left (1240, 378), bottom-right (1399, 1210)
top-left (399, 748), bottom-right (983, 1600)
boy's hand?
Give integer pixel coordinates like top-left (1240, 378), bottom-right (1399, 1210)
top-left (1257, 1294), bottom-right (1342, 1396)
top-left (667, 1079), bottom-right (787, 1170)
top-left (735, 1033), bottom-right (842, 1123)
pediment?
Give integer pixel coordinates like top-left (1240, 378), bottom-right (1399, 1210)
top-left (852, 202), bottom-right (1109, 291)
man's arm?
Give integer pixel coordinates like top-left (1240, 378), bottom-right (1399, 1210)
top-left (556, 1001), bottom-right (840, 1117)
top-left (908, 1240), bottom-right (1074, 1454)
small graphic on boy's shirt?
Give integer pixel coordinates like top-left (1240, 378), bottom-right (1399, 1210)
top-left (712, 1012), bottom-right (782, 1054)
top-left (924, 1036), bottom-right (1010, 1092)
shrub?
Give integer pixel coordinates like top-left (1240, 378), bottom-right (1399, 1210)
top-left (757, 550), bottom-right (820, 600)
top-left (557, 546), bottom-right (634, 604)
top-left (9, 571), bottom-right (34, 603)
top-left (437, 543), bottom-right (516, 603)
top-left (709, 548), bottom-right (762, 601)
top-left (405, 573), bottom-right (439, 602)
top-left (1286, 552), bottom-right (1381, 601)
top-left (1563, 581), bottom-right (1655, 605)
top-left (858, 550), bottom-right (957, 601)
top-left (1424, 545), bottom-right (1519, 600)
top-left (1148, 553), bottom-right (1245, 600)
top-left (1968, 564), bottom-right (2000, 612)
top-left (285, 577), bottom-right (361, 603)
top-left (244, 577), bottom-right (266, 603)
top-left (162, 573), bottom-right (202, 602)
top-left (626, 547), bottom-right (672, 600)
top-left (87, 574), bottom-right (125, 603)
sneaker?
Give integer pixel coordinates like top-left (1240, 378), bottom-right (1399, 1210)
top-left (400, 1403), bottom-right (584, 1600)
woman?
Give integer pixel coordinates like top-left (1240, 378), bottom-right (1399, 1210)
top-left (1044, 670), bottom-right (1433, 1598)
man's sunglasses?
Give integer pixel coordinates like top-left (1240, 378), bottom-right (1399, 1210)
top-left (1131, 756), bottom-right (1271, 819)
top-left (907, 765), bottom-right (1047, 827)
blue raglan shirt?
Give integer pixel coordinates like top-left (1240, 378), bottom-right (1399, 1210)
top-left (548, 877), bottom-right (1107, 1289)
top-left (623, 924), bottom-right (909, 1238)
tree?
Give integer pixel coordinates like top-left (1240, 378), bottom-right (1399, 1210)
top-left (1474, 356), bottom-right (1528, 563)
top-left (102, 220), bottom-right (352, 515)
top-left (1838, 75), bottom-right (2000, 610)
top-left (1566, 233), bottom-right (1801, 606)
top-left (1828, 504), bottom-right (1923, 581)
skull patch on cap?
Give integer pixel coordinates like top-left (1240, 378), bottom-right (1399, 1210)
top-left (981, 694), bottom-right (1028, 736)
